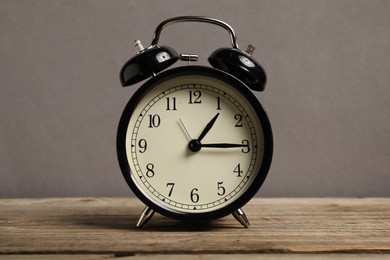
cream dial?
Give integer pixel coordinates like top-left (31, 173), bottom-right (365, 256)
top-left (124, 74), bottom-right (264, 214)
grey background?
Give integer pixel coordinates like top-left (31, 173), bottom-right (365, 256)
top-left (1, 0), bottom-right (389, 198)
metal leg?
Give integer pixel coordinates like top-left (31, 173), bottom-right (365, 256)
top-left (232, 208), bottom-right (250, 228)
top-left (136, 206), bottom-right (155, 229)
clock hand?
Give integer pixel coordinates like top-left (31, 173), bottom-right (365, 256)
top-left (178, 118), bottom-right (192, 141)
top-left (197, 113), bottom-right (220, 142)
top-left (201, 143), bottom-right (249, 148)
top-left (189, 141), bottom-right (249, 152)
top-left (188, 113), bottom-right (222, 152)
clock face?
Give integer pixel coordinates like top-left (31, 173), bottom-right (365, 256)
top-left (117, 66), bottom-right (272, 220)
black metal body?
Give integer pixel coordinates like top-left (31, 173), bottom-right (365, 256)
top-left (117, 66), bottom-right (273, 221)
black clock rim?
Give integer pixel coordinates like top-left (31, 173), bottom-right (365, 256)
top-left (117, 65), bottom-right (273, 222)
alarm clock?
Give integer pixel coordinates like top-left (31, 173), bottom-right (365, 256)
top-left (117, 16), bottom-right (273, 228)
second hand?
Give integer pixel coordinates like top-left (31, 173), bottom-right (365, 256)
top-left (178, 119), bottom-right (192, 141)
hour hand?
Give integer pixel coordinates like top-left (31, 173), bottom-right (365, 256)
top-left (197, 113), bottom-right (220, 142)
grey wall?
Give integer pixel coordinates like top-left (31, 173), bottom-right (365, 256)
top-left (1, 0), bottom-right (389, 198)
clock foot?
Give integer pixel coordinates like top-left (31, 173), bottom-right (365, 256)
top-left (232, 208), bottom-right (250, 228)
top-left (136, 206), bottom-right (155, 229)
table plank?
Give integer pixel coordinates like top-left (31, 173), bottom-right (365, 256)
top-left (0, 254), bottom-right (389, 260)
top-left (0, 198), bottom-right (389, 255)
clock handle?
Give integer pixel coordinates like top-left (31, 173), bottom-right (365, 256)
top-left (150, 16), bottom-right (239, 49)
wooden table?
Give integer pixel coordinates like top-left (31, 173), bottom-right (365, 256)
top-left (1, 198), bottom-right (389, 259)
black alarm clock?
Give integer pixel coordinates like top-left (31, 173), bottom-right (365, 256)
top-left (117, 16), bottom-right (273, 228)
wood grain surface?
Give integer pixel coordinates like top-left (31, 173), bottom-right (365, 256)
top-left (0, 198), bottom-right (389, 258)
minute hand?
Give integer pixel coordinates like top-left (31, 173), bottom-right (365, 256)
top-left (201, 143), bottom-right (249, 148)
